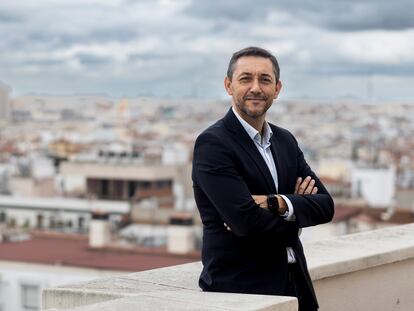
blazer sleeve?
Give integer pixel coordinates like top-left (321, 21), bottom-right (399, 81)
top-left (193, 132), bottom-right (298, 241)
top-left (283, 134), bottom-right (335, 228)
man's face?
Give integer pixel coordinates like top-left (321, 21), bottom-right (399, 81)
top-left (224, 56), bottom-right (282, 119)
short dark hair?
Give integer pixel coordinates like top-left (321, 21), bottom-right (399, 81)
top-left (226, 46), bottom-right (280, 81)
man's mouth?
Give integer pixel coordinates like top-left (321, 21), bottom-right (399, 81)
top-left (245, 97), bottom-right (266, 101)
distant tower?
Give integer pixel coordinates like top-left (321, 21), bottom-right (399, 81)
top-left (0, 81), bottom-right (11, 122)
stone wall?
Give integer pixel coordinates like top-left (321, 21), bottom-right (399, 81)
top-left (43, 223), bottom-right (414, 311)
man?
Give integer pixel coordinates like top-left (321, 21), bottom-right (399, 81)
top-left (192, 47), bottom-right (334, 311)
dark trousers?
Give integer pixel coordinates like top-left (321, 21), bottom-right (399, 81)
top-left (284, 263), bottom-right (318, 311)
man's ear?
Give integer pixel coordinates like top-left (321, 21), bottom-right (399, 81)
top-left (224, 77), bottom-right (233, 95)
top-left (274, 80), bottom-right (282, 99)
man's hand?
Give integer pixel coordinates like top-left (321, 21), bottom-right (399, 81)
top-left (294, 176), bottom-right (318, 195)
top-left (252, 195), bottom-right (267, 207)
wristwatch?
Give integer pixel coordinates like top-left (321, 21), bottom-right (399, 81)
top-left (267, 194), bottom-right (279, 214)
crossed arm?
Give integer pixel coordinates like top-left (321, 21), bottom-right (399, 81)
top-left (194, 132), bottom-right (334, 237)
top-left (252, 176), bottom-right (318, 212)
top-left (225, 177), bottom-right (318, 231)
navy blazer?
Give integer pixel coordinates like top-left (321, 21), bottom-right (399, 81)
top-left (192, 108), bottom-right (334, 300)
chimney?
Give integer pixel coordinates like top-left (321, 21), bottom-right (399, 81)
top-left (89, 211), bottom-right (111, 248)
top-left (167, 213), bottom-right (195, 254)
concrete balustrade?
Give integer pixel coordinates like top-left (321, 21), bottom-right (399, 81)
top-left (43, 223), bottom-right (414, 311)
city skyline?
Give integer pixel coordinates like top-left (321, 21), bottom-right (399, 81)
top-left (1, 0), bottom-right (414, 100)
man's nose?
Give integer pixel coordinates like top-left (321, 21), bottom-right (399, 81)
top-left (249, 78), bottom-right (262, 94)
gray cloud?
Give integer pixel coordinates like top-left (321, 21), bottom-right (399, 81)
top-left (76, 53), bottom-right (113, 66)
top-left (0, 0), bottom-right (413, 100)
top-left (291, 0), bottom-right (414, 31)
top-left (24, 28), bottom-right (139, 49)
top-left (0, 10), bottom-right (24, 23)
top-left (22, 59), bottom-right (66, 67)
top-left (183, 0), bottom-right (273, 21)
top-left (303, 60), bottom-right (414, 77)
top-left (89, 28), bottom-right (139, 43)
top-left (184, 0), bottom-right (414, 31)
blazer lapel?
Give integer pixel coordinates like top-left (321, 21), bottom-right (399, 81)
top-left (223, 108), bottom-right (277, 193)
top-left (269, 131), bottom-right (286, 194)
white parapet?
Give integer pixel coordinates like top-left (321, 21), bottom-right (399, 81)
top-left (43, 223), bottom-right (414, 311)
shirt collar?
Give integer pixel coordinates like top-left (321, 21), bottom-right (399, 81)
top-left (232, 106), bottom-right (273, 145)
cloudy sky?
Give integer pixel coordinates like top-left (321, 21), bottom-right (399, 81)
top-left (1, 0), bottom-right (414, 100)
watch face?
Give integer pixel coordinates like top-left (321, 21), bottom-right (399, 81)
top-left (267, 195), bottom-right (278, 213)
top-left (273, 196), bottom-right (279, 208)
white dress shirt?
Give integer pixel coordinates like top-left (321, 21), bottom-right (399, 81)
top-left (232, 107), bottom-right (296, 263)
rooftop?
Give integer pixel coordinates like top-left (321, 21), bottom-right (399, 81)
top-left (333, 203), bottom-right (414, 225)
top-left (0, 231), bottom-right (199, 272)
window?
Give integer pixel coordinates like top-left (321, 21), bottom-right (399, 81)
top-left (21, 284), bottom-right (40, 310)
top-left (0, 211), bottom-right (5, 223)
top-left (128, 181), bottom-right (137, 198)
top-left (101, 179), bottom-right (109, 196)
top-left (139, 181), bottom-right (152, 189)
top-left (78, 216), bottom-right (85, 231)
top-left (36, 214), bottom-right (44, 229)
top-left (356, 179), bottom-right (362, 198)
top-left (49, 216), bottom-right (56, 228)
top-left (155, 180), bottom-right (172, 188)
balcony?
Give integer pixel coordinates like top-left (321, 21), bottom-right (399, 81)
top-left (43, 223), bottom-right (414, 310)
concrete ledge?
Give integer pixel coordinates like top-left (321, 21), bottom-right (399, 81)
top-left (47, 291), bottom-right (297, 311)
top-left (43, 262), bottom-right (299, 310)
top-left (43, 288), bottom-right (125, 310)
top-left (306, 223), bottom-right (414, 280)
top-left (44, 262), bottom-right (202, 308)
top-left (43, 223), bottom-right (414, 311)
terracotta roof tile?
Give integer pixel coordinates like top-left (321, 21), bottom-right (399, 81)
top-left (0, 232), bottom-right (199, 272)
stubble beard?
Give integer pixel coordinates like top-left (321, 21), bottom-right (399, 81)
top-left (236, 98), bottom-right (272, 119)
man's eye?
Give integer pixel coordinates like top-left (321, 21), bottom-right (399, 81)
top-left (239, 77), bottom-right (251, 81)
top-left (261, 78), bottom-right (272, 83)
